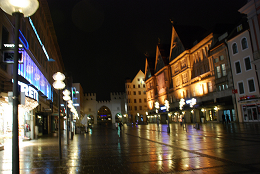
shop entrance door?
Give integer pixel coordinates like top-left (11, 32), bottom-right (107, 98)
top-left (246, 107), bottom-right (258, 122)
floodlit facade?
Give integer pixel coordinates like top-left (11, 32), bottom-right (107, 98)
top-left (83, 92), bottom-right (126, 124)
top-left (227, 21), bottom-right (260, 122)
top-left (125, 70), bottom-right (147, 123)
top-left (0, 0), bottom-right (65, 150)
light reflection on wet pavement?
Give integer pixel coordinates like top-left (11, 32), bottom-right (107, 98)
top-left (1, 123), bottom-right (260, 173)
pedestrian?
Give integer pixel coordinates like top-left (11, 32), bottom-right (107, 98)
top-left (85, 123), bottom-right (88, 133)
top-left (157, 119), bottom-right (160, 128)
top-left (226, 114), bottom-right (230, 124)
top-left (119, 122), bottom-right (123, 131)
top-left (222, 113), bottom-right (225, 124)
top-left (115, 122), bottom-right (118, 130)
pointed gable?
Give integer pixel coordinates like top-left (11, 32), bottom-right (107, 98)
top-left (145, 56), bottom-right (155, 81)
top-left (170, 25), bottom-right (207, 62)
top-left (155, 44), bottom-right (170, 73)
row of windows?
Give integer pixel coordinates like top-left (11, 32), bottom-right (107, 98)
top-left (238, 78), bottom-right (256, 94)
top-left (234, 57), bottom-right (252, 74)
top-left (127, 91), bottom-right (146, 95)
top-left (216, 64), bottom-right (227, 78)
top-left (127, 98), bottom-right (147, 103)
top-left (232, 37), bottom-right (248, 55)
top-left (128, 105), bottom-right (147, 111)
top-left (127, 84), bottom-right (146, 88)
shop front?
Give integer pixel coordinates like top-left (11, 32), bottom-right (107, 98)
top-left (240, 102), bottom-right (260, 122)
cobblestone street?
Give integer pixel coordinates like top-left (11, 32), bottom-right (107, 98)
top-left (1, 122), bottom-right (260, 173)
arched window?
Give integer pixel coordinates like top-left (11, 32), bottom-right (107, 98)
top-left (232, 43), bottom-right (238, 54)
top-left (241, 38), bottom-right (248, 50)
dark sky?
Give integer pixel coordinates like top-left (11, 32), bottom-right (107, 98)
top-left (46, 0), bottom-right (247, 100)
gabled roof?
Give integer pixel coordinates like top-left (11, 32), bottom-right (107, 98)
top-left (145, 56), bottom-right (155, 81)
top-left (155, 44), bottom-right (170, 73)
top-left (173, 25), bottom-right (207, 50)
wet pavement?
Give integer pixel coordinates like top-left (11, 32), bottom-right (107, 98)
top-left (1, 122), bottom-right (260, 173)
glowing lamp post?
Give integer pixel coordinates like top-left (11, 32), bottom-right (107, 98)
top-left (53, 72), bottom-right (65, 159)
top-left (165, 99), bottom-right (170, 133)
top-left (0, 0), bottom-right (39, 173)
top-left (155, 101), bottom-right (159, 124)
top-left (63, 89), bottom-right (71, 145)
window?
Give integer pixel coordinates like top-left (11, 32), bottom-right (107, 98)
top-left (133, 85), bottom-right (135, 88)
top-left (174, 63), bottom-right (179, 73)
top-left (238, 82), bottom-right (245, 94)
top-left (139, 106), bottom-right (142, 110)
top-left (207, 82), bottom-right (213, 92)
top-left (139, 99), bottom-right (142, 103)
top-left (244, 57), bottom-right (251, 71)
top-left (138, 91), bottom-right (141, 95)
top-left (216, 66), bottom-right (221, 78)
top-left (134, 91), bottom-right (136, 95)
top-left (134, 106), bottom-right (137, 111)
top-left (235, 61), bottom-right (241, 74)
top-left (221, 64), bottom-right (226, 76)
top-left (143, 84), bottom-right (145, 88)
top-left (214, 57), bottom-right (219, 63)
top-left (181, 58), bottom-right (187, 68)
top-left (248, 79), bottom-right (255, 92)
top-left (182, 73), bottom-right (188, 83)
top-left (144, 98), bottom-right (147, 102)
top-left (176, 77), bottom-right (180, 87)
top-left (134, 99), bottom-right (136, 103)
top-left (138, 84), bottom-right (140, 88)
top-left (220, 55), bottom-right (224, 61)
top-left (232, 43), bottom-right (238, 54)
top-left (241, 38), bottom-right (248, 50)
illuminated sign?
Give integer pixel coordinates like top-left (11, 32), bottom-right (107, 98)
top-left (18, 50), bottom-right (52, 100)
top-left (3, 51), bottom-right (23, 63)
top-left (18, 81), bottom-right (38, 102)
top-left (186, 98), bottom-right (196, 108)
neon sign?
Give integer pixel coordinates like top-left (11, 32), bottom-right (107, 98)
top-left (18, 50), bottom-right (52, 100)
top-left (29, 17), bottom-right (50, 60)
top-left (18, 81), bottom-right (38, 102)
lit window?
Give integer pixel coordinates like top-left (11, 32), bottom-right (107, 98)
top-left (221, 64), bottom-right (226, 76)
top-left (232, 43), bottom-right (238, 54)
top-left (215, 58), bottom-right (219, 63)
top-left (216, 66), bottom-right (221, 78)
top-left (244, 57), bottom-right (252, 71)
top-left (241, 38), bottom-right (248, 50)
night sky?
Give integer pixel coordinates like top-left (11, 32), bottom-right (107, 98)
top-left (46, 0), bottom-right (247, 100)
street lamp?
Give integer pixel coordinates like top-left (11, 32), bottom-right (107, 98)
top-left (63, 89), bottom-right (71, 145)
top-left (165, 99), bottom-right (170, 133)
top-left (155, 101), bottom-right (159, 126)
top-left (53, 72), bottom-right (65, 159)
top-left (0, 0), bottom-right (39, 173)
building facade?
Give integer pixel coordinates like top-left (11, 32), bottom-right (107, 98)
top-left (125, 70), bottom-right (147, 123)
top-left (227, 21), bottom-right (260, 122)
top-left (83, 92), bottom-right (126, 124)
top-left (0, 0), bottom-right (65, 149)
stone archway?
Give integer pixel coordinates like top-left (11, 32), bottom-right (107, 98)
top-left (97, 106), bottom-right (112, 124)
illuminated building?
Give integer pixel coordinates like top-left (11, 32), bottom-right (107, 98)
top-left (125, 70), bottom-right (147, 123)
top-left (83, 92), bottom-right (126, 124)
top-left (0, 0), bottom-right (65, 149)
top-left (226, 19), bottom-right (260, 122)
top-left (145, 23), bottom-right (247, 123)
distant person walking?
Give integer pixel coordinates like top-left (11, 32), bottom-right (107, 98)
top-left (115, 122), bottom-right (118, 130)
top-left (222, 113), bottom-right (226, 124)
top-left (226, 114), bottom-right (230, 124)
top-left (119, 122), bottom-right (123, 131)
